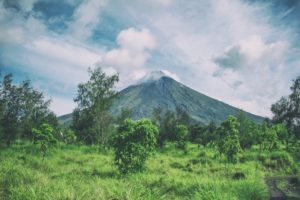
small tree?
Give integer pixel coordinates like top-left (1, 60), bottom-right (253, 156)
top-left (32, 123), bottom-right (57, 161)
top-left (217, 116), bottom-right (241, 163)
top-left (72, 67), bottom-right (119, 145)
top-left (236, 111), bottom-right (260, 149)
top-left (271, 76), bottom-right (300, 138)
top-left (175, 124), bottom-right (188, 153)
top-left (259, 123), bottom-right (279, 151)
top-left (273, 123), bottom-right (291, 148)
top-left (59, 128), bottom-right (76, 144)
top-left (112, 119), bottom-right (158, 174)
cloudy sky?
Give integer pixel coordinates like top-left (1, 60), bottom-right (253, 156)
top-left (1, 0), bottom-right (299, 117)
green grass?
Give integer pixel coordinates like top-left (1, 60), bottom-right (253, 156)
top-left (0, 143), bottom-right (299, 200)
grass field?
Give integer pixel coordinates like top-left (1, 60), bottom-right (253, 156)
top-left (0, 142), bottom-right (299, 200)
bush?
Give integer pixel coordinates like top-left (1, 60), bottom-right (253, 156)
top-left (32, 123), bottom-right (57, 160)
top-left (112, 118), bottom-right (158, 174)
top-left (217, 116), bottom-right (241, 163)
top-left (175, 124), bottom-right (188, 153)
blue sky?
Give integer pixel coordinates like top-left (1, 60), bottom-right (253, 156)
top-left (0, 0), bottom-right (299, 117)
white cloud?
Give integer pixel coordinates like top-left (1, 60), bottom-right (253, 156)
top-left (25, 37), bottom-right (101, 69)
top-left (104, 28), bottom-right (156, 68)
top-left (50, 96), bottom-right (77, 116)
top-left (162, 69), bottom-right (180, 82)
top-left (2, 0), bottom-right (300, 118)
top-left (213, 35), bottom-right (291, 116)
top-left (68, 0), bottom-right (107, 40)
top-left (137, 0), bottom-right (297, 116)
top-left (100, 27), bottom-right (157, 88)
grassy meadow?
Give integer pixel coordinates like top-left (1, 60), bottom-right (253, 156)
top-left (0, 142), bottom-right (299, 200)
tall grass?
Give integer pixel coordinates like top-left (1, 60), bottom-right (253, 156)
top-left (0, 142), bottom-right (298, 199)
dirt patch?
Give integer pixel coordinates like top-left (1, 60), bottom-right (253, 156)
top-left (266, 176), bottom-right (300, 200)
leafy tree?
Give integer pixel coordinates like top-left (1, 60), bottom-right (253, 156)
top-left (272, 123), bottom-right (290, 147)
top-left (0, 73), bottom-right (57, 146)
top-left (259, 123), bottom-right (279, 151)
top-left (152, 106), bottom-right (190, 147)
top-left (116, 107), bottom-right (133, 125)
top-left (152, 107), bottom-right (176, 147)
top-left (0, 74), bottom-right (21, 146)
top-left (201, 121), bottom-right (218, 147)
top-left (32, 123), bottom-right (57, 160)
top-left (236, 111), bottom-right (260, 149)
top-left (271, 76), bottom-right (300, 138)
top-left (112, 119), bottom-right (158, 174)
top-left (175, 124), bottom-right (188, 153)
top-left (72, 67), bottom-right (119, 145)
top-left (217, 116), bottom-right (241, 162)
top-left (188, 124), bottom-right (204, 143)
top-left (59, 127), bottom-right (76, 144)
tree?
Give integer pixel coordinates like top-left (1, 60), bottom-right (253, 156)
top-left (0, 74), bottom-right (21, 146)
top-left (115, 107), bottom-right (133, 125)
top-left (0, 73), bottom-right (57, 146)
top-left (217, 116), bottom-right (241, 163)
top-left (259, 123), bottom-right (279, 151)
top-left (201, 121), bottom-right (218, 147)
top-left (152, 107), bottom-right (176, 147)
top-left (152, 106), bottom-right (191, 147)
top-left (175, 124), bottom-right (188, 153)
top-left (72, 67), bottom-right (119, 145)
top-left (112, 119), bottom-right (158, 174)
top-left (271, 76), bottom-right (300, 138)
top-left (59, 127), bottom-right (76, 144)
top-left (236, 111), bottom-right (260, 149)
top-left (32, 123), bottom-right (57, 161)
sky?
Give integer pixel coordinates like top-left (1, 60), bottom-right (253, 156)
top-left (0, 0), bottom-right (300, 117)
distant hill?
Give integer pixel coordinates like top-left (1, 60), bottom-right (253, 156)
top-left (59, 71), bottom-right (264, 125)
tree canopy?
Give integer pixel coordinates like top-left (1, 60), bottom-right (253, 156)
top-left (72, 67), bottom-right (119, 145)
top-left (271, 76), bottom-right (300, 138)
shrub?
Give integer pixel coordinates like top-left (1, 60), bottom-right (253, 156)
top-left (175, 124), bottom-right (188, 153)
top-left (112, 118), bottom-right (158, 174)
top-left (217, 116), bottom-right (241, 163)
top-left (32, 123), bottom-right (57, 160)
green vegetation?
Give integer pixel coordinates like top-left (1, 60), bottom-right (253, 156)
top-left (0, 73), bottom-right (57, 147)
top-left (112, 119), bottom-right (158, 174)
top-left (32, 123), bottom-right (57, 161)
top-left (216, 116), bottom-right (241, 163)
top-left (2, 142), bottom-right (298, 200)
top-left (0, 69), bottom-right (299, 199)
top-left (72, 67), bottom-right (119, 145)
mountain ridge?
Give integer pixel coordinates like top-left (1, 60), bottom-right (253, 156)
top-left (59, 72), bottom-right (264, 125)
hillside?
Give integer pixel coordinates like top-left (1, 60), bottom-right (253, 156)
top-left (59, 71), bottom-right (264, 124)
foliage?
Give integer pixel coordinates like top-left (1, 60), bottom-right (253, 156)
top-left (72, 67), bottom-right (119, 145)
top-left (1, 142), bottom-right (290, 200)
top-left (236, 111), bottom-right (260, 149)
top-left (112, 118), bottom-right (158, 174)
top-left (175, 124), bottom-right (188, 152)
top-left (259, 123), bottom-right (280, 151)
top-left (32, 124), bottom-right (57, 160)
top-left (115, 107), bottom-right (133, 125)
top-left (152, 106), bottom-right (190, 147)
top-left (189, 122), bottom-right (218, 147)
top-left (59, 128), bottom-right (76, 144)
top-left (0, 73), bottom-right (58, 146)
top-left (271, 76), bottom-right (300, 138)
top-left (217, 115), bottom-right (241, 162)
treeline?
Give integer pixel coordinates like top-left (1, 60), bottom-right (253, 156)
top-left (0, 68), bottom-right (299, 174)
top-left (0, 73), bottom-right (58, 146)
